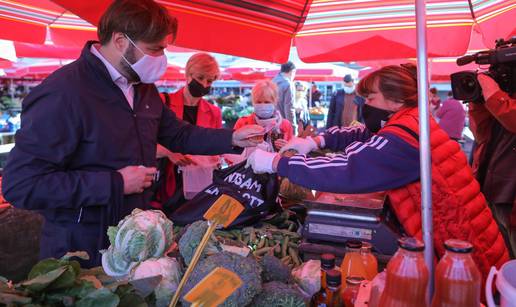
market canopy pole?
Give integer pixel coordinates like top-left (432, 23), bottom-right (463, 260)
top-left (415, 0), bottom-right (434, 301)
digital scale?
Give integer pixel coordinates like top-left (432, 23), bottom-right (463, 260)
top-left (299, 191), bottom-right (402, 263)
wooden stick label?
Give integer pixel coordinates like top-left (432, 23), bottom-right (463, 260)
top-left (183, 267), bottom-right (242, 307)
top-left (203, 194), bottom-right (244, 227)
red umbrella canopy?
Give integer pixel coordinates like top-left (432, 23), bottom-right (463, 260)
top-left (50, 0), bottom-right (515, 63)
top-left (14, 42), bottom-right (82, 59)
top-left (296, 0), bottom-right (516, 62)
top-left (0, 0), bottom-right (97, 46)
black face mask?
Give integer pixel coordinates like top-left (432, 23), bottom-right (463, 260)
top-left (362, 104), bottom-right (392, 133)
top-left (188, 78), bottom-right (211, 97)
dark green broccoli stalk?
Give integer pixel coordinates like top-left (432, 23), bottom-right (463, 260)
top-left (259, 254), bottom-right (293, 283)
top-left (178, 220), bottom-right (221, 265)
top-left (250, 281), bottom-right (306, 307)
top-left (180, 252), bottom-right (262, 307)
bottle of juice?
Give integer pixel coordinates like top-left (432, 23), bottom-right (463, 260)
top-left (432, 239), bottom-right (481, 307)
top-left (310, 253), bottom-right (336, 306)
top-left (361, 242), bottom-right (378, 280)
top-left (379, 237), bottom-right (429, 307)
top-left (325, 269), bottom-right (343, 307)
top-left (342, 276), bottom-right (364, 307)
top-left (340, 240), bottom-right (367, 286)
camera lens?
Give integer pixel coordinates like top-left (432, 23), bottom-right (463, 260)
top-left (460, 75), bottom-right (477, 92)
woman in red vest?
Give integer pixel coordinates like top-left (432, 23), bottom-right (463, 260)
top-left (247, 64), bottom-right (509, 282)
top-left (153, 53), bottom-right (223, 211)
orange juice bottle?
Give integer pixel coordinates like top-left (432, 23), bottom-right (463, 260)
top-left (340, 240), bottom-right (367, 287)
top-left (361, 242), bottom-right (378, 280)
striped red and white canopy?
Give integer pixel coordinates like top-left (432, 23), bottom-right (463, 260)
top-left (6, 0), bottom-right (516, 63)
top-left (0, 0), bottom-right (96, 46)
top-left (51, 0), bottom-right (515, 62)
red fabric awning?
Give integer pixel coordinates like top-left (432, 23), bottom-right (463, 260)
top-left (14, 42), bottom-right (82, 59)
top-left (50, 0), bottom-right (515, 63)
top-left (0, 0), bottom-right (97, 46)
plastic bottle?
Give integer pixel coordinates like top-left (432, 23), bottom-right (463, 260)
top-left (342, 276), bottom-right (364, 307)
top-left (360, 242), bottom-right (378, 280)
top-left (379, 237), bottom-right (429, 307)
top-left (325, 269), bottom-right (343, 307)
top-left (432, 239), bottom-right (481, 307)
top-left (340, 240), bottom-right (367, 286)
top-left (310, 253), bottom-right (336, 306)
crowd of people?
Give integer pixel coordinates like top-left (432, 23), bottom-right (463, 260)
top-left (1, 0), bottom-right (514, 286)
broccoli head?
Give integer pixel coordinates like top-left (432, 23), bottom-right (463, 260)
top-left (181, 252), bottom-right (262, 307)
top-left (250, 281), bottom-right (306, 307)
top-left (178, 220), bottom-right (221, 265)
top-left (259, 254), bottom-right (293, 283)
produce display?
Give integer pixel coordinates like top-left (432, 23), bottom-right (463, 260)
top-left (249, 281), bottom-right (305, 307)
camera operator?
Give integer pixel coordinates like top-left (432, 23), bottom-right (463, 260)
top-left (469, 73), bottom-right (516, 257)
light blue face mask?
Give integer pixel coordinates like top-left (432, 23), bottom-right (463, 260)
top-left (254, 103), bottom-right (276, 119)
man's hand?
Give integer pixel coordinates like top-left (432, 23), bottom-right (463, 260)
top-left (246, 149), bottom-right (279, 174)
top-left (232, 125), bottom-right (265, 147)
top-left (274, 138), bottom-right (288, 150)
top-left (168, 152), bottom-right (197, 167)
top-left (117, 166), bottom-right (157, 194)
top-left (279, 136), bottom-right (319, 155)
top-left (478, 74), bottom-right (500, 101)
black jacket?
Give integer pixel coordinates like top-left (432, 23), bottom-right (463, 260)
top-left (2, 42), bottom-right (239, 266)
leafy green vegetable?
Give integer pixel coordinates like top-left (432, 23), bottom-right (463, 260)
top-left (101, 209), bottom-right (175, 278)
top-left (75, 288), bottom-right (120, 307)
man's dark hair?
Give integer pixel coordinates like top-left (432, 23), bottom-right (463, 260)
top-left (98, 0), bottom-right (178, 45)
top-left (280, 61), bottom-right (296, 73)
top-left (447, 91), bottom-right (453, 97)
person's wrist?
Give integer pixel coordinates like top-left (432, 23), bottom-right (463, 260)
top-left (272, 154), bottom-right (281, 172)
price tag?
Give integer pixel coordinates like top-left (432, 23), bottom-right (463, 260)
top-left (203, 194), bottom-right (244, 227)
top-left (183, 267), bottom-right (242, 307)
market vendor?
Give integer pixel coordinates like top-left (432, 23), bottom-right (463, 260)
top-left (246, 63), bottom-right (509, 281)
top-left (1, 0), bottom-right (263, 267)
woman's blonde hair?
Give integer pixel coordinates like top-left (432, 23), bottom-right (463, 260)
top-left (185, 52), bottom-right (220, 79)
top-left (252, 80), bottom-right (278, 104)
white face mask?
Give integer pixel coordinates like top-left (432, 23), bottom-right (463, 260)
top-left (254, 103), bottom-right (276, 119)
top-left (121, 35), bottom-right (168, 84)
top-left (343, 85), bottom-right (356, 94)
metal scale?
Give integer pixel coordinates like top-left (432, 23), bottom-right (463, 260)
top-left (299, 191), bottom-right (401, 263)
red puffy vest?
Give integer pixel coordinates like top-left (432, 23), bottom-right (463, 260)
top-left (380, 107), bottom-right (509, 281)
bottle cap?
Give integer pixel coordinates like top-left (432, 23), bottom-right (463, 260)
top-left (321, 253), bottom-right (335, 270)
top-left (361, 242), bottom-right (373, 251)
top-left (326, 269), bottom-right (341, 287)
top-left (346, 240), bottom-right (363, 249)
top-left (346, 276), bottom-right (365, 286)
top-left (444, 239), bottom-right (473, 253)
top-left (397, 237), bottom-right (425, 252)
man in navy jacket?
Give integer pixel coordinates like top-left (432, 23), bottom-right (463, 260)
top-left (1, 0), bottom-right (262, 267)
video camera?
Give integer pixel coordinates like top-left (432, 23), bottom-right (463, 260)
top-left (451, 37), bottom-right (516, 103)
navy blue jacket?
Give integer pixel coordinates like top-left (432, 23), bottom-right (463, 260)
top-left (326, 89), bottom-right (365, 128)
top-left (1, 42), bottom-right (239, 266)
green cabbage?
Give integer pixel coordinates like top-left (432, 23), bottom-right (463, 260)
top-left (101, 209), bottom-right (174, 278)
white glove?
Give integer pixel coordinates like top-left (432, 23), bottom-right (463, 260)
top-left (246, 148), bottom-right (278, 174)
top-left (279, 137), bottom-right (318, 155)
top-left (232, 124), bottom-right (265, 147)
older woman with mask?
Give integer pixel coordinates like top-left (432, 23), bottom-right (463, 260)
top-left (234, 80), bottom-right (293, 153)
top-left (154, 53), bottom-right (224, 209)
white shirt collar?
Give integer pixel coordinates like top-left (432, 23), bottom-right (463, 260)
top-left (90, 44), bottom-right (131, 88)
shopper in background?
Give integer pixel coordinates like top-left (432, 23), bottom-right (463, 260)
top-left (429, 87), bottom-right (441, 116)
top-left (1, 0), bottom-right (263, 267)
top-left (272, 61), bottom-right (297, 134)
top-left (308, 82), bottom-right (322, 107)
top-left (435, 91), bottom-right (466, 141)
top-left (294, 81), bottom-right (310, 131)
top-left (469, 73), bottom-right (516, 257)
top-left (153, 53), bottom-right (223, 211)
top-left (247, 64), bottom-right (509, 281)
top-left (326, 74), bottom-right (365, 128)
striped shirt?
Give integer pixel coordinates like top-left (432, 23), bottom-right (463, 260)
top-left (277, 125), bottom-right (420, 193)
